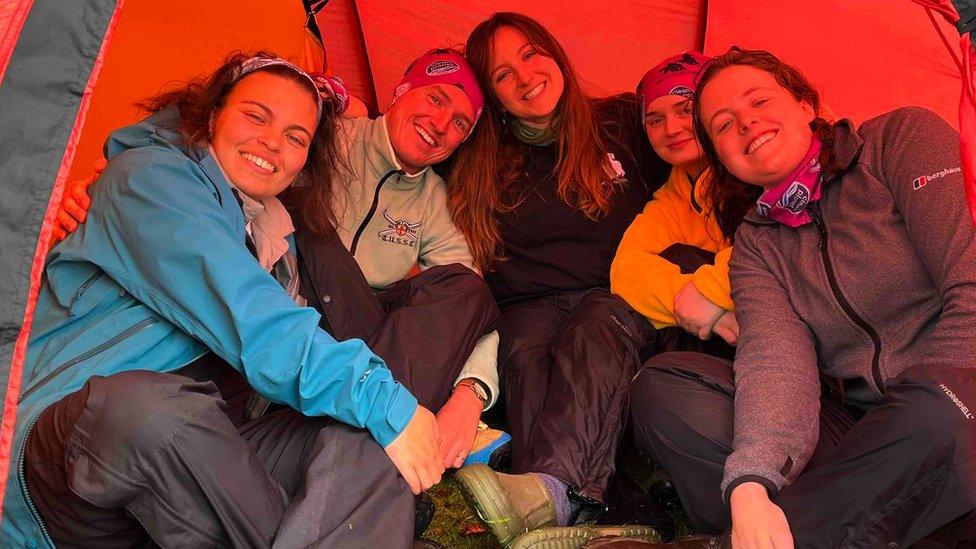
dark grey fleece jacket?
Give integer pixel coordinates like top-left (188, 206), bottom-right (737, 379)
top-left (723, 107), bottom-right (975, 501)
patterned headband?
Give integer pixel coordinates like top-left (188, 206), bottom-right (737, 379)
top-left (235, 56), bottom-right (323, 120)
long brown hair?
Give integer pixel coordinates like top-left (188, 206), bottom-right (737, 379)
top-left (693, 46), bottom-right (835, 240)
top-left (142, 51), bottom-right (343, 236)
top-left (449, 12), bottom-right (621, 271)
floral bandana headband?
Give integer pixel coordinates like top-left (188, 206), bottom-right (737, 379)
top-left (636, 51), bottom-right (711, 124)
top-left (310, 73), bottom-right (350, 115)
top-left (756, 135), bottom-right (823, 227)
top-left (235, 56), bottom-right (323, 120)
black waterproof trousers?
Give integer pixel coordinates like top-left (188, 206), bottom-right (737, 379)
top-left (498, 289), bottom-right (654, 503)
top-left (25, 367), bottom-right (414, 548)
top-left (630, 351), bottom-right (976, 547)
top-left (293, 228), bottom-right (499, 411)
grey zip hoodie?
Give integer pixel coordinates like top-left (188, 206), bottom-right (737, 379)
top-left (723, 107), bottom-right (976, 501)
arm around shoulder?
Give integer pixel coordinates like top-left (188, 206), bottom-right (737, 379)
top-left (82, 152), bottom-right (418, 447)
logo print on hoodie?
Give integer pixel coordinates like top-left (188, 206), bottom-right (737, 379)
top-left (378, 209), bottom-right (421, 248)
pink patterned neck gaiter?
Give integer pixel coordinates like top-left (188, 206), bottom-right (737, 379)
top-left (755, 136), bottom-right (823, 227)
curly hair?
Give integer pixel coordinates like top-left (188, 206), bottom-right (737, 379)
top-left (141, 51), bottom-right (344, 236)
top-left (693, 46), bottom-right (836, 241)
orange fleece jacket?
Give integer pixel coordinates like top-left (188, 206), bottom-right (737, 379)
top-left (611, 166), bottom-right (732, 329)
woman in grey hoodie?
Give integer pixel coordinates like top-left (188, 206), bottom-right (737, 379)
top-left (629, 47), bottom-right (976, 548)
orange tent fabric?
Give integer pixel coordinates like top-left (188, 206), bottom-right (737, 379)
top-left (69, 0), bottom-right (321, 185)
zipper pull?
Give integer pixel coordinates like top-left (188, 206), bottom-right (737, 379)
top-left (811, 204), bottom-right (825, 250)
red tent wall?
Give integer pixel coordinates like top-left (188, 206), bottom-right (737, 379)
top-left (704, 0), bottom-right (962, 128)
top-left (332, 0), bottom-right (704, 112)
top-left (315, 0), bottom-right (378, 109)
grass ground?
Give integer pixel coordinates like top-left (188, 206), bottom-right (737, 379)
top-left (422, 451), bottom-right (693, 548)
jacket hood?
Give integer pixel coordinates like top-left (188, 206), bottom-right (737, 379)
top-left (104, 105), bottom-right (205, 163)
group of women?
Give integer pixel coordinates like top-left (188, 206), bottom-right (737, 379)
top-left (10, 9), bottom-right (974, 549)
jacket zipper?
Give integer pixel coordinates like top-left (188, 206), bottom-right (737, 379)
top-left (17, 341), bottom-right (208, 547)
top-left (686, 172), bottom-right (703, 214)
top-left (810, 203), bottom-right (885, 393)
top-left (67, 272), bottom-right (104, 317)
top-left (350, 170), bottom-right (400, 255)
top-left (20, 317), bottom-right (159, 403)
top-left (19, 415), bottom-right (53, 547)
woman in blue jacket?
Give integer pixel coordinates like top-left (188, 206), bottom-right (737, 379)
top-left (7, 53), bottom-right (440, 548)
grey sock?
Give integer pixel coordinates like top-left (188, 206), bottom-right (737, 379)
top-left (535, 472), bottom-right (579, 526)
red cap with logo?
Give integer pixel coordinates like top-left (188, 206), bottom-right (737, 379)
top-left (392, 50), bottom-right (485, 129)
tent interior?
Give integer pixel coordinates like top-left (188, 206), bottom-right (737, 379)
top-left (0, 0), bottom-right (972, 535)
top-left (65, 0), bottom-right (965, 185)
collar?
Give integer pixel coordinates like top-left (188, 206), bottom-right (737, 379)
top-left (741, 119), bottom-right (863, 226)
top-left (361, 116), bottom-right (429, 188)
top-left (671, 165), bottom-right (712, 207)
top-left (208, 146), bottom-right (295, 270)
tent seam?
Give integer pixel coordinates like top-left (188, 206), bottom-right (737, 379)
top-left (0, 0), bottom-right (127, 516)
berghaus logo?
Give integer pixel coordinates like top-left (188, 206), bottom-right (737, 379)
top-left (913, 166), bottom-right (961, 190)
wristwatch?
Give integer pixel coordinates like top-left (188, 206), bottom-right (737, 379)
top-left (454, 378), bottom-right (489, 407)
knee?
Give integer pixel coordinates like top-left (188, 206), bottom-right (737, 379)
top-left (443, 264), bottom-right (495, 306)
top-left (561, 294), bottom-right (650, 353)
top-left (422, 264), bottom-right (497, 311)
top-left (630, 355), bottom-right (732, 443)
top-left (84, 371), bottom-right (224, 455)
top-left (630, 362), bottom-right (675, 406)
top-left (887, 379), bottom-right (976, 459)
top-left (629, 363), bottom-right (685, 426)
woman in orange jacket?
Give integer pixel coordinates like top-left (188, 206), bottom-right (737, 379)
top-left (610, 52), bottom-right (739, 346)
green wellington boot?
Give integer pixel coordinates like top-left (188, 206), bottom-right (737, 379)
top-left (456, 465), bottom-right (666, 548)
top-left (455, 464), bottom-right (559, 546)
top-left (510, 526), bottom-right (663, 549)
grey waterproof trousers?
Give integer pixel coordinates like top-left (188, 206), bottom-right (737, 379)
top-left (630, 352), bottom-right (976, 548)
top-left (25, 368), bottom-right (414, 548)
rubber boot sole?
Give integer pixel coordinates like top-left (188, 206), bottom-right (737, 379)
top-left (455, 464), bottom-right (528, 546)
top-left (510, 526), bottom-right (662, 549)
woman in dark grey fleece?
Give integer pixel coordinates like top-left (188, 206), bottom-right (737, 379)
top-left (629, 47), bottom-right (976, 548)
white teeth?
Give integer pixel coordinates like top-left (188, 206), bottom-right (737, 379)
top-left (523, 82), bottom-right (545, 101)
top-left (747, 131), bottom-right (776, 154)
top-left (415, 125), bottom-right (436, 146)
top-left (241, 152), bottom-right (275, 173)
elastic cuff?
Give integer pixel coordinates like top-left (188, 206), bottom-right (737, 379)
top-left (369, 384), bottom-right (419, 448)
top-left (723, 475), bottom-right (778, 505)
top-left (691, 271), bottom-right (733, 312)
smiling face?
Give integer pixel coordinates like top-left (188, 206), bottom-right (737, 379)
top-left (210, 71), bottom-right (318, 199)
top-left (698, 64), bottom-right (816, 189)
top-left (488, 26), bottom-right (565, 129)
top-left (386, 83), bottom-right (475, 174)
top-left (644, 95), bottom-right (703, 172)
